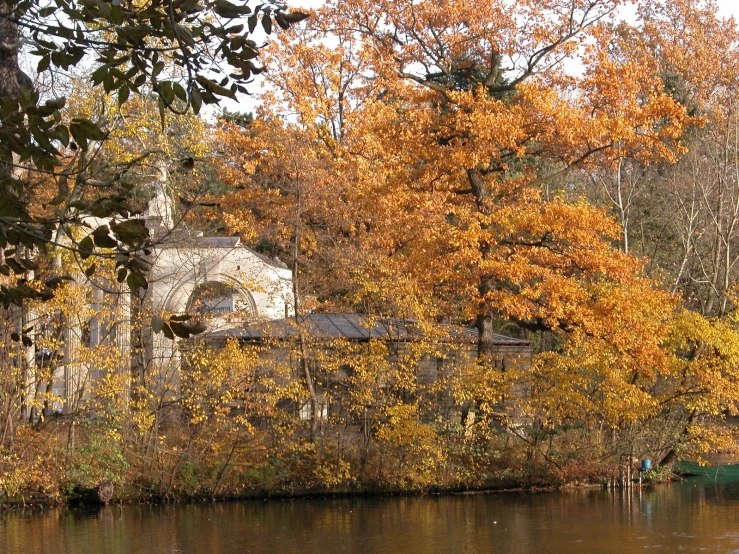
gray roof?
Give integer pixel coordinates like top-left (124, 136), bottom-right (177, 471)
top-left (207, 313), bottom-right (531, 346)
top-left (195, 236), bottom-right (241, 248)
top-left (157, 231), bottom-right (288, 269)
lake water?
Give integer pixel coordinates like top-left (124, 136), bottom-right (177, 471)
top-left (3, 476), bottom-right (739, 553)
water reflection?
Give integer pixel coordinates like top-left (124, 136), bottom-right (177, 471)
top-left (4, 481), bottom-right (739, 553)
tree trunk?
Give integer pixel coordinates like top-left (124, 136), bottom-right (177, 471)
top-left (0, 2), bottom-right (25, 99)
top-left (291, 184), bottom-right (320, 438)
top-left (476, 313), bottom-right (498, 359)
top-left (467, 168), bottom-right (501, 360)
top-left (658, 410), bottom-right (698, 467)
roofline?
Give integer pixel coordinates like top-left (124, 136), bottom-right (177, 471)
top-left (205, 313), bottom-right (533, 347)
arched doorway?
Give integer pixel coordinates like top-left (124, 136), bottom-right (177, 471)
top-left (187, 281), bottom-right (256, 323)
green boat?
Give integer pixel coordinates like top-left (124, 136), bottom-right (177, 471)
top-left (678, 460), bottom-right (739, 481)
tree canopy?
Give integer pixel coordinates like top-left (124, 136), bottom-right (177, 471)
top-left (0, 0), bottom-right (307, 308)
top-left (212, 0), bottom-right (739, 466)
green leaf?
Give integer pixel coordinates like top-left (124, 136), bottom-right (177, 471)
top-left (195, 75), bottom-right (236, 100)
top-left (37, 55), bottom-right (50, 73)
top-left (110, 4), bottom-right (124, 25)
top-left (170, 314), bottom-right (192, 322)
top-left (92, 65), bottom-right (110, 86)
top-left (20, 258), bottom-right (39, 271)
top-left (191, 87), bottom-right (202, 114)
top-left (248, 14), bottom-right (258, 33)
top-left (152, 314), bottom-right (165, 333)
top-left (70, 118), bottom-right (106, 150)
top-left (161, 323), bottom-right (175, 340)
top-left (6, 258), bottom-right (24, 274)
top-left (174, 23), bottom-right (195, 47)
top-left (111, 219), bottom-right (148, 245)
top-left (169, 321), bottom-right (191, 338)
top-left (214, 0), bottom-right (249, 18)
top-left (118, 84), bottom-right (130, 104)
top-left (126, 271), bottom-right (148, 291)
top-left (262, 14), bottom-right (272, 34)
top-left (69, 200), bottom-right (89, 210)
top-left (44, 97), bottom-right (66, 110)
top-left (159, 81), bottom-right (174, 105)
top-left (49, 124), bottom-right (70, 147)
top-left (283, 11), bottom-right (310, 24)
top-left (79, 235), bottom-right (94, 259)
top-left (172, 82), bottom-right (187, 102)
top-left (275, 13), bottom-right (290, 30)
top-left (103, 72), bottom-right (115, 93)
top-left (92, 226), bottom-right (118, 248)
top-left (45, 275), bottom-right (74, 289)
top-left (152, 60), bottom-right (165, 77)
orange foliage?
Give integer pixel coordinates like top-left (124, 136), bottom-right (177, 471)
top-left (217, 0), bottom-right (695, 331)
top-left (209, 0), bottom-right (739, 477)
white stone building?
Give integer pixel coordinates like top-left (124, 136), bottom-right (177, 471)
top-left (48, 179), bottom-right (293, 413)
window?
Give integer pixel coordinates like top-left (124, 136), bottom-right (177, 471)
top-left (189, 282), bottom-right (244, 317)
top-left (300, 397), bottom-right (329, 421)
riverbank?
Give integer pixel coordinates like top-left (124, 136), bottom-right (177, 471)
top-left (0, 411), bottom-right (713, 511)
top-left (6, 480), bottom-right (739, 554)
top-left (0, 472), bottom-right (658, 510)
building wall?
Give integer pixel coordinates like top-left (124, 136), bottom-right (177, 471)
top-left (147, 241), bottom-right (293, 321)
top-left (203, 337), bottom-right (533, 427)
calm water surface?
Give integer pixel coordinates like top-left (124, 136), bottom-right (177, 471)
top-left (3, 477), bottom-right (739, 553)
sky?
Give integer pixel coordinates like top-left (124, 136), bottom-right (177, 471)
top-left (289, 0), bottom-right (739, 18)
top-left (227, 0), bottom-right (739, 115)
top-left (717, 0), bottom-right (739, 19)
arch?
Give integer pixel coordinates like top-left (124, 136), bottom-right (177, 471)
top-left (161, 272), bottom-right (258, 318)
top-left (187, 279), bottom-right (257, 317)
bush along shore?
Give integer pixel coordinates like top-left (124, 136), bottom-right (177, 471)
top-left (0, 408), bottom-right (688, 508)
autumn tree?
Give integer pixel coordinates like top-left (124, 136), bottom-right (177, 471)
top-left (571, 1), bottom-right (739, 308)
top-left (212, 0), bottom-right (739, 472)
top-left (229, 0), bottom-right (693, 355)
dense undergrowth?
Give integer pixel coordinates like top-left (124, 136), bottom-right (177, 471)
top-left (0, 411), bottom-right (689, 506)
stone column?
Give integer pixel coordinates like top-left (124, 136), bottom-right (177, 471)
top-left (13, 303), bottom-right (35, 423)
top-left (115, 288), bottom-right (132, 407)
top-left (62, 315), bottom-right (82, 414)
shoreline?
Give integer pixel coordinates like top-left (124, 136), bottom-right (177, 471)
top-left (0, 479), bottom-right (647, 511)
